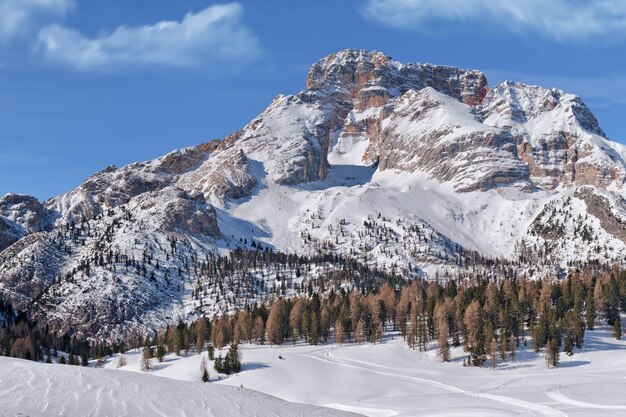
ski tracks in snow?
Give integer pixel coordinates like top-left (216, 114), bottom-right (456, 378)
top-left (546, 388), bottom-right (626, 410)
top-left (303, 350), bottom-right (567, 417)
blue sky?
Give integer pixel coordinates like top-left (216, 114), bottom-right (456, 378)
top-left (2, 0), bottom-right (626, 199)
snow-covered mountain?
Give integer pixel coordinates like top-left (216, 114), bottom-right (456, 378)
top-left (3, 49), bottom-right (626, 337)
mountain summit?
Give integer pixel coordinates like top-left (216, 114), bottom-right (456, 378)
top-left (2, 49), bottom-right (626, 337)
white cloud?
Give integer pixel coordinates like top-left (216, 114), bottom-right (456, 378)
top-left (363, 0), bottom-right (626, 41)
top-left (37, 2), bottom-right (261, 71)
top-left (0, 0), bottom-right (73, 41)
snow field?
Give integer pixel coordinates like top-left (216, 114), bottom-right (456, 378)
top-left (104, 326), bottom-right (626, 417)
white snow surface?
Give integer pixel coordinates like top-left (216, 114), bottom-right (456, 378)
top-left (94, 326), bottom-right (626, 417)
top-left (225, 166), bottom-right (550, 261)
top-left (0, 356), bottom-right (357, 417)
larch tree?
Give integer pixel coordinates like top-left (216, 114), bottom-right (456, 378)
top-left (354, 319), bottom-right (364, 345)
top-left (289, 298), bottom-right (306, 345)
top-left (141, 346), bottom-right (151, 371)
top-left (585, 290), bottom-right (596, 330)
top-left (252, 316), bottom-right (265, 344)
top-left (464, 300), bottom-right (486, 366)
top-left (437, 320), bottom-right (450, 362)
top-left (335, 319), bottom-right (345, 346)
top-left (195, 317), bottom-right (207, 354)
top-left (266, 298), bottom-right (287, 347)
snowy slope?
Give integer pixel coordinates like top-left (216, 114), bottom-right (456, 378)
top-left (0, 356), bottom-right (358, 417)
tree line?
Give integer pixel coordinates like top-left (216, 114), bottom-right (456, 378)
top-left (2, 264), bottom-right (626, 369)
top-left (179, 266), bottom-right (626, 368)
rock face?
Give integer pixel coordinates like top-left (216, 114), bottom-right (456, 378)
top-left (136, 187), bottom-right (220, 237)
top-left (5, 49), bottom-right (626, 337)
top-left (326, 55), bottom-right (625, 192)
top-left (375, 88), bottom-right (531, 191)
top-left (305, 49), bottom-right (490, 177)
top-left (479, 81), bottom-right (625, 190)
top-left (214, 95), bottom-right (330, 185)
top-left (207, 49), bottom-right (491, 186)
top-left (0, 194), bottom-right (49, 251)
top-left (177, 148), bottom-right (257, 203)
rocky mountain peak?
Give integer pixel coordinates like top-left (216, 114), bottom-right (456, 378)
top-left (306, 49), bottom-right (396, 95)
top-left (306, 48), bottom-right (489, 106)
top-left (228, 49), bottom-right (492, 186)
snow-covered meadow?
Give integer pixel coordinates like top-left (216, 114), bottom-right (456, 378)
top-left (96, 325), bottom-right (626, 417)
top-left (0, 326), bottom-right (625, 416)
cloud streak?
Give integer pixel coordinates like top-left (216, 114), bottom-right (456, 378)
top-left (363, 0), bottom-right (626, 41)
top-left (37, 2), bottom-right (261, 71)
top-left (0, 0), bottom-right (73, 41)
top-left (1, 147), bottom-right (60, 166)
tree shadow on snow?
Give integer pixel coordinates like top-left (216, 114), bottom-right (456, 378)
top-left (240, 362), bottom-right (270, 373)
top-left (148, 362), bottom-right (173, 372)
top-left (558, 360), bottom-right (591, 368)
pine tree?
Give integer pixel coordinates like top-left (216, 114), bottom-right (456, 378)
top-left (201, 357), bottom-right (210, 382)
top-left (156, 344), bottom-right (165, 362)
top-left (508, 334), bottom-right (516, 361)
top-left (605, 276), bottom-right (621, 326)
top-left (563, 311), bottom-right (574, 356)
top-left (614, 318), bottom-right (622, 340)
top-left (546, 339), bottom-right (560, 368)
top-left (214, 354), bottom-right (224, 374)
top-left (80, 345), bottom-right (89, 367)
top-left (226, 344), bottom-right (241, 374)
top-left (563, 332), bottom-right (573, 356)
top-left (213, 345), bottom-right (241, 375)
